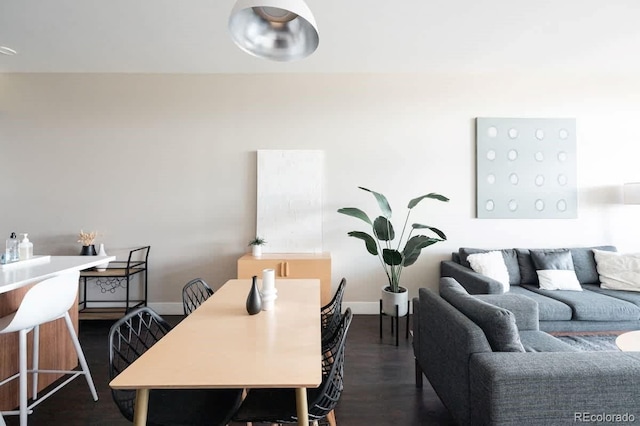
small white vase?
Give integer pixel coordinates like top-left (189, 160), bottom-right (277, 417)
top-left (252, 245), bottom-right (262, 257)
top-left (381, 285), bottom-right (409, 317)
top-left (260, 268), bottom-right (278, 310)
top-left (96, 243), bottom-right (109, 271)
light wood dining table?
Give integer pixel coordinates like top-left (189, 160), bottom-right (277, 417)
top-left (109, 278), bottom-right (322, 426)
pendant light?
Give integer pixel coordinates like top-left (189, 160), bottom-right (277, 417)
top-left (228, 0), bottom-right (319, 62)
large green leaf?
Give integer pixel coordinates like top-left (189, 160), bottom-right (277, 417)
top-left (407, 193), bottom-right (450, 209)
top-left (402, 235), bottom-right (442, 266)
top-left (373, 216), bottom-right (395, 241)
top-left (382, 248), bottom-right (403, 266)
top-left (347, 231), bottom-right (378, 255)
top-left (337, 207), bottom-right (372, 225)
top-left (411, 224), bottom-right (447, 240)
top-left (359, 187), bottom-right (392, 218)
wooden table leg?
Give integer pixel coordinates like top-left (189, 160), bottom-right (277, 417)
top-left (295, 387), bottom-right (308, 426)
top-left (327, 409), bottom-right (337, 426)
top-left (133, 388), bottom-right (150, 426)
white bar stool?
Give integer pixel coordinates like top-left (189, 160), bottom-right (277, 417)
top-left (0, 270), bottom-right (98, 426)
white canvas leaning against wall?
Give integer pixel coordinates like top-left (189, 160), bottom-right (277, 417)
top-left (476, 117), bottom-right (577, 219)
top-left (257, 150), bottom-right (324, 253)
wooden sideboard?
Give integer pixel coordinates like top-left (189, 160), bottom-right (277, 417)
top-left (237, 253), bottom-right (332, 305)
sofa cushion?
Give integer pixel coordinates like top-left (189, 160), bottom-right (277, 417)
top-left (518, 330), bottom-right (579, 353)
top-left (507, 286), bottom-right (573, 321)
top-left (537, 270), bottom-right (582, 291)
top-left (476, 293), bottom-right (539, 331)
top-left (459, 248), bottom-right (521, 285)
top-left (583, 284), bottom-right (640, 309)
top-left (440, 278), bottom-right (525, 352)
top-left (517, 248), bottom-right (564, 285)
top-left (522, 284), bottom-right (640, 321)
top-left (593, 249), bottom-right (640, 292)
top-left (517, 246), bottom-right (617, 285)
top-left (467, 251), bottom-right (510, 292)
top-left (530, 249), bottom-right (575, 270)
top-left (530, 250), bottom-right (582, 291)
top-left (571, 246), bottom-right (616, 284)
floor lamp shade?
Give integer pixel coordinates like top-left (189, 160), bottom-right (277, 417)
top-left (228, 0), bottom-right (319, 62)
top-left (624, 183), bottom-right (640, 204)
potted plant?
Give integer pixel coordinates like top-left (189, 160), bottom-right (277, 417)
top-left (338, 187), bottom-right (449, 316)
top-left (248, 237), bottom-right (267, 257)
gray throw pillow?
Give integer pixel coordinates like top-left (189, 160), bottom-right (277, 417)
top-left (571, 246), bottom-right (617, 284)
top-left (440, 278), bottom-right (525, 352)
top-left (530, 249), bottom-right (575, 270)
top-left (518, 246), bottom-right (617, 285)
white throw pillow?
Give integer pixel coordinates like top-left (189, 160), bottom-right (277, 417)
top-left (467, 251), bottom-right (510, 293)
top-left (536, 269), bottom-right (582, 291)
top-left (593, 249), bottom-right (640, 292)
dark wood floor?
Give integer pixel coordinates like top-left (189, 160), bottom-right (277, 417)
top-left (2, 314), bottom-right (455, 425)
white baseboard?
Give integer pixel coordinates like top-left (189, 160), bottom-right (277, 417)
top-left (147, 301), bottom-right (412, 316)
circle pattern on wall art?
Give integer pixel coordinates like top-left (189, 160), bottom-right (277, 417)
top-left (476, 118), bottom-right (576, 218)
top-left (559, 129), bottom-right (569, 140)
top-left (558, 174), bottom-right (568, 186)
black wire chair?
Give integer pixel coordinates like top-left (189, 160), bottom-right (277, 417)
top-left (182, 278), bottom-right (214, 315)
top-left (320, 278), bottom-right (347, 345)
top-left (108, 307), bottom-right (243, 426)
top-left (232, 308), bottom-right (353, 425)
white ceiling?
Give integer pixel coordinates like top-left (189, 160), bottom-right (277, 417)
top-left (1, 0), bottom-right (640, 74)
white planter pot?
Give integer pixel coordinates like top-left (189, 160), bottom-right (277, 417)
top-left (381, 285), bottom-right (409, 317)
top-left (251, 245), bottom-right (262, 257)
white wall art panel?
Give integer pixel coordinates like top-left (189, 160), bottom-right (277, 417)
top-left (476, 118), bottom-right (577, 219)
top-left (257, 150), bottom-right (324, 253)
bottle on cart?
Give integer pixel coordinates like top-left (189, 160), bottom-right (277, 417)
top-left (19, 233), bottom-right (33, 260)
top-left (5, 232), bottom-right (19, 263)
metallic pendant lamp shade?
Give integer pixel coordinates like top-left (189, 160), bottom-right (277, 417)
top-left (228, 0), bottom-right (319, 62)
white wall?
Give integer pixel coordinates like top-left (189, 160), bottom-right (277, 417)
top-left (1, 72), bottom-right (639, 314)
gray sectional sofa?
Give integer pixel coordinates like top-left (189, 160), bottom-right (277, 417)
top-left (413, 277), bottom-right (640, 426)
top-left (441, 246), bottom-right (640, 332)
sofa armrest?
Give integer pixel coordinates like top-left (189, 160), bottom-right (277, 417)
top-left (476, 294), bottom-right (539, 331)
top-left (412, 297), bottom-right (420, 356)
top-left (441, 260), bottom-right (504, 294)
top-left (470, 352), bottom-right (640, 425)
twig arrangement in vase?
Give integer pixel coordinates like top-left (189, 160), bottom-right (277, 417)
top-left (78, 230), bottom-right (98, 255)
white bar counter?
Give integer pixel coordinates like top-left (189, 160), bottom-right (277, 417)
top-left (0, 255), bottom-right (115, 410)
top-left (1, 255), bottom-right (115, 293)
